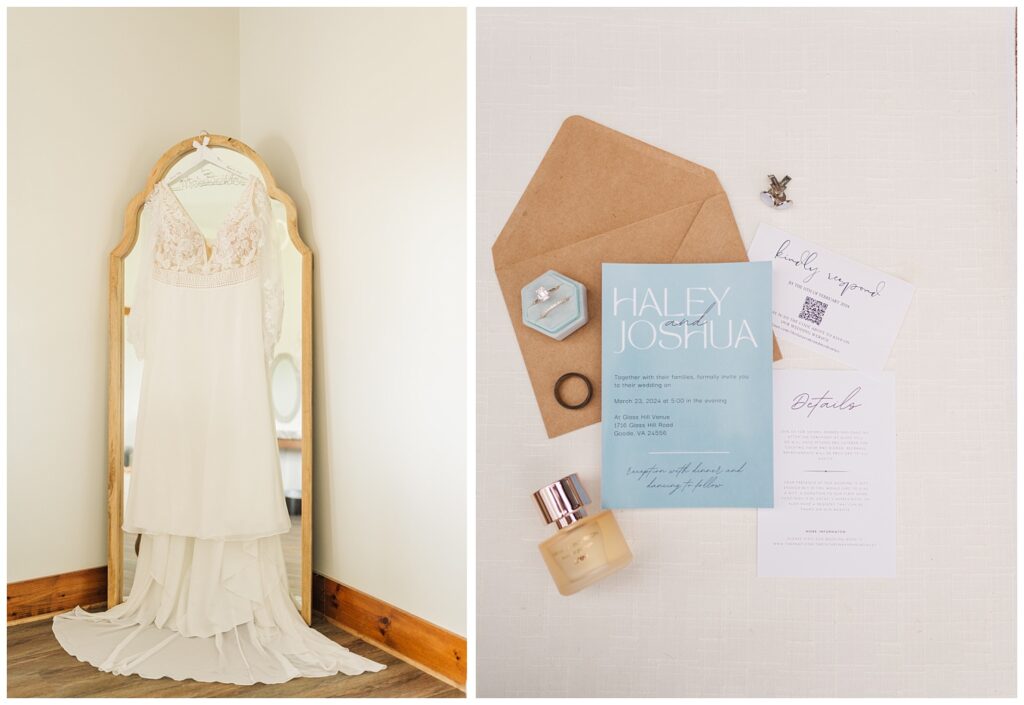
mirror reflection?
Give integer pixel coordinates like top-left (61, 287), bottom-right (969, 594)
top-left (122, 148), bottom-right (305, 609)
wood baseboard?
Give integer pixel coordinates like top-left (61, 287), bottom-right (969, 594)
top-left (7, 566), bottom-right (107, 624)
top-left (313, 573), bottom-right (467, 690)
top-left (7, 567), bottom-right (467, 691)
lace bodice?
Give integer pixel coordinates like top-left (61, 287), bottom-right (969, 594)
top-left (127, 176), bottom-right (284, 363)
top-left (150, 178), bottom-right (271, 280)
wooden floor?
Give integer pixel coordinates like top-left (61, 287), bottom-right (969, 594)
top-left (7, 614), bottom-right (463, 698)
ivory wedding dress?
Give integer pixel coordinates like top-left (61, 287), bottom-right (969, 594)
top-left (53, 176), bottom-right (385, 684)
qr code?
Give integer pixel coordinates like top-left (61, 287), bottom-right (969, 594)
top-left (799, 296), bottom-right (828, 325)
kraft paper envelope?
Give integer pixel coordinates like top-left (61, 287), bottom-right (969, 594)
top-left (493, 116), bottom-right (781, 439)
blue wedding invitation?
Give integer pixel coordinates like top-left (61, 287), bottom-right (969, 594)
top-left (601, 262), bottom-right (774, 508)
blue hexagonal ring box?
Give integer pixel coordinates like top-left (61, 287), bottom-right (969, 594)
top-left (521, 270), bottom-right (589, 341)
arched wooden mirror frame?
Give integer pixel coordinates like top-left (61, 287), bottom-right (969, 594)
top-left (107, 134), bottom-right (314, 624)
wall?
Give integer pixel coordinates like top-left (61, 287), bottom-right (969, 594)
top-left (7, 8), bottom-right (241, 582)
top-left (8, 8), bottom-right (467, 640)
top-left (238, 8), bottom-right (467, 636)
top-left (476, 8), bottom-right (1016, 697)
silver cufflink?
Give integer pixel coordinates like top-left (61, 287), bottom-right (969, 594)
top-left (760, 174), bottom-right (792, 210)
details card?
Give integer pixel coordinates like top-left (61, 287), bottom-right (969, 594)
top-left (601, 262), bottom-right (774, 509)
top-left (757, 370), bottom-right (896, 577)
top-left (747, 224), bottom-right (914, 371)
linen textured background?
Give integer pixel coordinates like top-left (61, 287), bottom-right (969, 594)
top-left (476, 8), bottom-right (1016, 697)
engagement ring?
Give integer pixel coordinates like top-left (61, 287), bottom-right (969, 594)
top-left (530, 283), bottom-right (562, 306)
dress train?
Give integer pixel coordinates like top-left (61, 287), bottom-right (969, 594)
top-left (53, 533), bottom-right (385, 685)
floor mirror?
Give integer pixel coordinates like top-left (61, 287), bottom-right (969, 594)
top-left (108, 134), bottom-right (313, 624)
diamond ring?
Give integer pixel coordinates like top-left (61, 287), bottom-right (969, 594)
top-left (530, 284), bottom-right (562, 307)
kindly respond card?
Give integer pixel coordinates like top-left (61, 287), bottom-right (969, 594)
top-left (757, 370), bottom-right (896, 577)
top-left (601, 262), bottom-right (774, 509)
top-left (747, 224), bottom-right (914, 371)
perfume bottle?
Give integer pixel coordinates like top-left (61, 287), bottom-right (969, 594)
top-left (533, 474), bottom-right (633, 596)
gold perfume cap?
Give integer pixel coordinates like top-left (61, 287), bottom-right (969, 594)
top-left (533, 473), bottom-right (591, 529)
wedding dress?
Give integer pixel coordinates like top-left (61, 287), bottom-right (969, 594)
top-left (53, 176), bottom-right (385, 684)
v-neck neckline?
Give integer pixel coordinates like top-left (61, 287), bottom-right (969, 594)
top-left (159, 176), bottom-right (258, 264)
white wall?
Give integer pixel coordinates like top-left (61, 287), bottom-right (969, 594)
top-left (7, 8), bottom-right (241, 582)
top-left (238, 8), bottom-right (467, 636)
top-left (8, 8), bottom-right (467, 639)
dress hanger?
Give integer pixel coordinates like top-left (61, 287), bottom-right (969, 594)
top-left (166, 131), bottom-right (249, 190)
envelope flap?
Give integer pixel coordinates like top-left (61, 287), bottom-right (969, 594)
top-left (490, 117), bottom-right (779, 439)
top-left (496, 204), bottom-right (711, 438)
top-left (492, 116), bottom-right (726, 268)
top-left (495, 200), bottom-right (707, 279)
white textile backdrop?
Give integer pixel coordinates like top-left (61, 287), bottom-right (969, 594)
top-left (476, 8), bottom-right (1016, 697)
